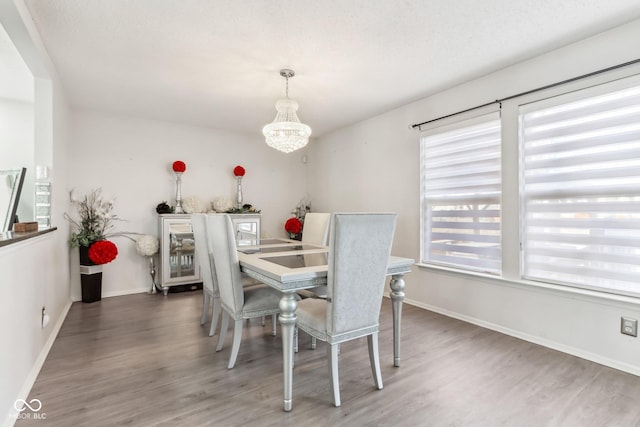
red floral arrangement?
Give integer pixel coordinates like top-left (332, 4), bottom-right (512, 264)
top-left (284, 217), bottom-right (302, 235)
top-left (88, 240), bottom-right (118, 265)
top-left (233, 165), bottom-right (245, 177)
top-left (172, 160), bottom-right (186, 173)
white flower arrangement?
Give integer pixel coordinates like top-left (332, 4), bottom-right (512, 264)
top-left (182, 196), bottom-right (206, 214)
top-left (212, 196), bottom-right (234, 213)
top-left (135, 235), bottom-right (159, 257)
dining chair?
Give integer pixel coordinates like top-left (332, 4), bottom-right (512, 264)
top-left (192, 213), bottom-right (277, 337)
top-left (207, 213), bottom-right (284, 369)
top-left (191, 214), bottom-right (220, 337)
top-left (301, 212), bottom-right (331, 246)
top-left (295, 212), bottom-right (397, 406)
top-left (297, 212), bottom-right (330, 300)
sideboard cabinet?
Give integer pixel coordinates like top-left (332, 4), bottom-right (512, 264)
top-left (157, 213), bottom-right (261, 295)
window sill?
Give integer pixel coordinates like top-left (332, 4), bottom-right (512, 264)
top-left (0, 227), bottom-right (57, 248)
top-left (416, 262), bottom-right (640, 308)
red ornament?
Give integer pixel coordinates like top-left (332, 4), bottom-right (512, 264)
top-left (233, 165), bottom-right (246, 177)
top-left (172, 160), bottom-right (186, 173)
top-left (88, 240), bottom-right (118, 265)
top-left (284, 217), bottom-right (302, 235)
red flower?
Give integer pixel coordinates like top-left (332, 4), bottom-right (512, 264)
top-left (233, 165), bottom-right (245, 177)
top-left (88, 240), bottom-right (118, 265)
top-left (284, 217), bottom-right (302, 234)
top-left (172, 160), bottom-right (186, 173)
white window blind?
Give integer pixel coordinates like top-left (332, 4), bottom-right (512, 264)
top-left (420, 112), bottom-right (502, 273)
top-left (521, 79), bottom-right (640, 296)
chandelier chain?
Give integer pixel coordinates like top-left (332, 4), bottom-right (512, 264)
top-left (285, 75), bottom-right (289, 98)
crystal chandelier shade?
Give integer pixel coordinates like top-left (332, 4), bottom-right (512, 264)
top-left (262, 69), bottom-right (312, 153)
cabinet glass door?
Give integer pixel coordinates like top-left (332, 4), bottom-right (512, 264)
top-left (157, 215), bottom-right (202, 294)
top-left (230, 214), bottom-right (260, 246)
top-left (169, 223), bottom-right (195, 279)
top-left (236, 221), bottom-right (259, 246)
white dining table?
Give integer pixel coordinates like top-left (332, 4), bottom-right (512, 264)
top-left (237, 238), bottom-right (414, 412)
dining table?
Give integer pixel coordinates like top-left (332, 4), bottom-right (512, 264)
top-left (237, 238), bottom-right (414, 412)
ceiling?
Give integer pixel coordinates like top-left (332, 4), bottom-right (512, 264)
top-left (17, 0), bottom-right (640, 137)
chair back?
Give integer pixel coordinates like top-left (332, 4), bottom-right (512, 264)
top-left (326, 213), bottom-right (396, 336)
top-left (207, 214), bottom-right (245, 315)
top-left (191, 213), bottom-right (216, 294)
top-left (301, 212), bottom-right (331, 246)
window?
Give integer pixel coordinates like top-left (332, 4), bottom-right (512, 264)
top-left (520, 78), bottom-right (640, 296)
top-left (420, 112), bottom-right (502, 273)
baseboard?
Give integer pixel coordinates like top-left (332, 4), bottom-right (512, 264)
top-left (3, 299), bottom-right (73, 427)
top-left (71, 287), bottom-right (155, 302)
top-left (403, 297), bottom-right (640, 377)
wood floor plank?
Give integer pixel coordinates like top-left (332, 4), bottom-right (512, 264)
top-left (13, 292), bottom-right (640, 426)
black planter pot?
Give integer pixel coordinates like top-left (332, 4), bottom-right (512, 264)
top-left (79, 245), bottom-right (102, 303)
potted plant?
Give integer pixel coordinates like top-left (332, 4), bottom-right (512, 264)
top-left (65, 189), bottom-right (122, 302)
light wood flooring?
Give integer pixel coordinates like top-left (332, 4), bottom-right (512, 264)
top-left (16, 291), bottom-right (640, 427)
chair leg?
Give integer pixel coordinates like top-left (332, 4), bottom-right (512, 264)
top-left (311, 336), bottom-right (317, 350)
top-left (228, 319), bottom-right (244, 369)
top-left (201, 292), bottom-right (210, 325)
top-left (272, 314), bottom-right (277, 337)
top-left (209, 296), bottom-right (221, 337)
top-left (328, 343), bottom-right (341, 407)
top-left (368, 333), bottom-right (383, 390)
top-left (294, 326), bottom-right (298, 353)
top-left (216, 311), bottom-right (229, 352)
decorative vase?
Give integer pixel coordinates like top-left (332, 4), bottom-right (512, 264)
top-left (174, 172), bottom-right (184, 213)
top-left (236, 176), bottom-right (243, 209)
top-left (79, 245), bottom-right (103, 303)
top-left (148, 256), bottom-right (158, 294)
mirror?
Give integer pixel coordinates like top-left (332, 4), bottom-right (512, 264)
top-left (1, 167), bottom-right (26, 232)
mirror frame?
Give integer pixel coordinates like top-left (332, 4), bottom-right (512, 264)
top-left (2, 167), bottom-right (26, 232)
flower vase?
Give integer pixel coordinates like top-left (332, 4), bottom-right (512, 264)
top-left (174, 172), bottom-right (184, 213)
top-left (79, 245), bottom-right (103, 303)
top-left (236, 177), bottom-right (243, 209)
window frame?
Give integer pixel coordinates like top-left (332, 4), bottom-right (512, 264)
top-left (419, 107), bottom-right (502, 274)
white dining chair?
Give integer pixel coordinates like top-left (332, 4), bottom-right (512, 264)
top-left (192, 213), bottom-right (277, 337)
top-left (208, 214), bottom-right (284, 369)
top-left (191, 214), bottom-right (220, 337)
top-left (295, 212), bottom-right (397, 406)
top-left (297, 212), bottom-right (330, 300)
top-left (301, 212), bottom-right (331, 246)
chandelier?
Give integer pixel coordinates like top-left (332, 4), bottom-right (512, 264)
top-left (262, 69), bottom-right (312, 153)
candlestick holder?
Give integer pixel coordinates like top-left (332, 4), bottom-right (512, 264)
top-left (174, 172), bottom-right (184, 213)
top-left (236, 176), bottom-right (243, 209)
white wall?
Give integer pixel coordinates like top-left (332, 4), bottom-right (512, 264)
top-left (0, 1), bottom-right (72, 426)
top-left (308, 19), bottom-right (640, 375)
top-left (67, 111), bottom-right (308, 299)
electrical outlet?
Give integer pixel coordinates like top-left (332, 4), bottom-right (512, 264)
top-left (621, 317), bottom-right (637, 337)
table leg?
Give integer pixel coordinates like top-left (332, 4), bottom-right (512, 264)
top-left (390, 273), bottom-right (406, 367)
top-left (279, 292), bottom-right (298, 412)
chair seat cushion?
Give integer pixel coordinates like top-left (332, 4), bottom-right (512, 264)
top-left (242, 285), bottom-right (282, 318)
top-left (297, 298), bottom-right (329, 341)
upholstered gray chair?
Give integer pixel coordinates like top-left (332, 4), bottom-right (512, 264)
top-left (208, 214), bottom-right (284, 369)
top-left (192, 214), bottom-right (220, 337)
top-left (296, 212), bottom-right (396, 406)
top-left (192, 213), bottom-right (277, 337)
